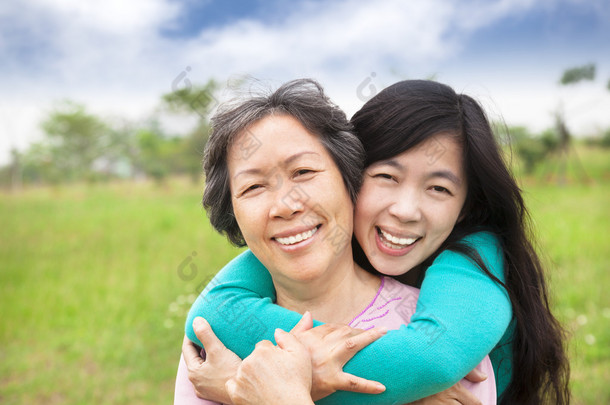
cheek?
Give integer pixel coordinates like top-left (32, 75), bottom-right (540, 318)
top-left (232, 200), bottom-right (262, 239)
top-left (353, 195), bottom-right (377, 238)
top-left (434, 203), bottom-right (464, 236)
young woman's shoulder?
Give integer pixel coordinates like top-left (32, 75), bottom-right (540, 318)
top-left (460, 230), bottom-right (501, 246)
top-left (433, 230), bottom-right (505, 282)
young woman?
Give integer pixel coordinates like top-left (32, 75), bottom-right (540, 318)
top-left (181, 80), bottom-right (570, 404)
top-left (175, 79), bottom-right (495, 405)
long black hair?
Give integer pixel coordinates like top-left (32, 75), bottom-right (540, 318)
top-left (350, 80), bottom-right (570, 405)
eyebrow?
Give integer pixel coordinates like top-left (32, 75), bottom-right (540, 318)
top-left (232, 151), bottom-right (320, 179)
top-left (427, 170), bottom-right (462, 186)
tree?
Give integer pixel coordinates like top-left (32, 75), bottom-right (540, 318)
top-left (162, 79), bottom-right (218, 119)
top-left (161, 80), bottom-right (218, 182)
top-left (136, 127), bottom-right (169, 184)
top-left (505, 126), bottom-right (558, 174)
top-left (560, 63), bottom-right (595, 85)
top-left (552, 63), bottom-right (606, 184)
top-left (41, 101), bottom-right (110, 181)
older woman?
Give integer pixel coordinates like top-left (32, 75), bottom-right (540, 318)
top-left (174, 79), bottom-right (496, 404)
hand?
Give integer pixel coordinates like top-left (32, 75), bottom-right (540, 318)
top-left (406, 368), bottom-right (488, 405)
top-left (289, 313), bottom-right (387, 400)
top-left (182, 317), bottom-right (242, 403)
top-left (226, 328), bottom-right (315, 405)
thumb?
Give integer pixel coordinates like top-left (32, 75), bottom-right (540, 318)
top-left (225, 378), bottom-right (238, 400)
top-left (464, 366), bottom-right (488, 383)
top-left (193, 317), bottom-right (225, 353)
top-left (290, 311), bottom-right (313, 334)
top-left (275, 328), bottom-right (303, 352)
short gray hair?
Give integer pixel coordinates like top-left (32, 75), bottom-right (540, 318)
top-left (202, 78), bottom-right (365, 247)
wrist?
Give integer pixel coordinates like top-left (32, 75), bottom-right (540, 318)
top-left (275, 388), bottom-right (314, 405)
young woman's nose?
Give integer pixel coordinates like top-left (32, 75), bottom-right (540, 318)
top-left (387, 189), bottom-right (423, 223)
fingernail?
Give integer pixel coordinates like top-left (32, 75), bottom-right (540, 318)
top-left (376, 326), bottom-right (388, 334)
top-left (376, 383), bottom-right (386, 392)
top-left (193, 317), bottom-right (205, 328)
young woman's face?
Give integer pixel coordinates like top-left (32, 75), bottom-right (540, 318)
top-left (227, 114), bottom-right (354, 286)
top-left (354, 133), bottom-right (467, 276)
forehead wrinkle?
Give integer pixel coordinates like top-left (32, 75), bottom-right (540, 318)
top-left (232, 151), bottom-right (320, 180)
top-left (369, 159), bottom-right (404, 170)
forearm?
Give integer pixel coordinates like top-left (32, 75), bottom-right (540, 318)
top-left (320, 233), bottom-right (511, 403)
top-left (185, 250), bottom-right (320, 354)
top-left (186, 233), bottom-right (511, 403)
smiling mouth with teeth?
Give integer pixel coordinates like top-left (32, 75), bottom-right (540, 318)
top-left (275, 226), bottom-right (320, 246)
top-left (378, 227), bottom-right (420, 249)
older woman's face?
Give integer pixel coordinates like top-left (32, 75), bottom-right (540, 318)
top-left (227, 114), bottom-right (354, 286)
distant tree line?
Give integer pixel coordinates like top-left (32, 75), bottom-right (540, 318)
top-left (0, 80), bottom-right (218, 189)
top-left (1, 65), bottom-right (609, 189)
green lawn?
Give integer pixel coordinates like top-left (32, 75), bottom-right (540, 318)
top-left (1, 146), bottom-right (609, 404)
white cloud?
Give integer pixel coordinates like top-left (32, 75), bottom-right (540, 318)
top-left (1, 0), bottom-right (608, 164)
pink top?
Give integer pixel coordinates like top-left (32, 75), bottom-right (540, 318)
top-left (174, 276), bottom-right (496, 404)
top-left (348, 277), bottom-right (496, 404)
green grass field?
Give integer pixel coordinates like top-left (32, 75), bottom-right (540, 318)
top-left (1, 146), bottom-right (609, 404)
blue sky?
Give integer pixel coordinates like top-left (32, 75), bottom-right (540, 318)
top-left (1, 0), bottom-right (609, 164)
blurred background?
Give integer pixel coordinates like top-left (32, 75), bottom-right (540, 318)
top-left (1, 0), bottom-right (608, 403)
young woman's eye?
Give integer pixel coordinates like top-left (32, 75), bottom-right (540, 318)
top-left (431, 185), bottom-right (452, 194)
top-left (372, 173), bottom-right (394, 180)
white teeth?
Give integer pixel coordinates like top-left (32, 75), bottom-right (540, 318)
top-left (276, 227), bottom-right (318, 245)
top-left (380, 229), bottom-right (418, 248)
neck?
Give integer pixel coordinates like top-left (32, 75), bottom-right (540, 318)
top-left (274, 255), bottom-right (380, 324)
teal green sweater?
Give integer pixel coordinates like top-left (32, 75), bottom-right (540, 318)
top-left (185, 232), bottom-right (513, 404)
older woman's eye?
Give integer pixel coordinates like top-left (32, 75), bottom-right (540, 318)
top-left (241, 184), bottom-right (262, 195)
top-left (294, 168), bottom-right (316, 178)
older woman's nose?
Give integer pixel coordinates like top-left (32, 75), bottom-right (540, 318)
top-left (269, 182), bottom-right (305, 219)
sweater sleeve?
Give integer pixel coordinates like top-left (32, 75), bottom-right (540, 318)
top-left (185, 232), bottom-right (512, 404)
